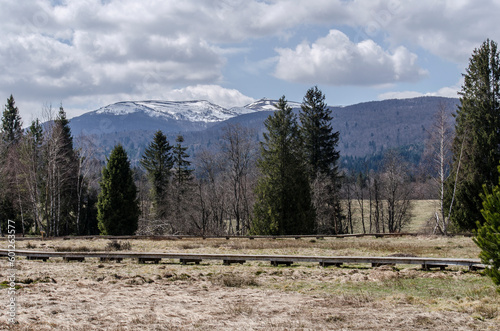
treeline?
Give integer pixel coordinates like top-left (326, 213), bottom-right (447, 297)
top-left (135, 88), bottom-right (344, 236)
top-left (0, 88), bottom-right (428, 237)
top-left (0, 99), bottom-right (100, 236)
top-left (3, 37), bottom-right (500, 239)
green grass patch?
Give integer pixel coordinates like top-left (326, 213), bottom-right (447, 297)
top-left (265, 271), bottom-right (499, 319)
top-left (0, 281), bottom-right (22, 290)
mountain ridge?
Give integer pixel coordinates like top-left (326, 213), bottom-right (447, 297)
top-left (69, 96), bottom-right (460, 168)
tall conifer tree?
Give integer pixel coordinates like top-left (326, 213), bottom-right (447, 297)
top-left (170, 135), bottom-right (194, 232)
top-left (300, 86), bottom-right (343, 234)
top-left (300, 86), bottom-right (340, 180)
top-left (474, 166), bottom-right (500, 292)
top-left (0, 95), bottom-right (23, 235)
top-left (445, 39), bottom-right (500, 230)
top-left (97, 144), bottom-right (139, 235)
top-left (141, 130), bottom-right (173, 218)
top-left (252, 96), bottom-right (314, 235)
top-left (172, 135), bottom-right (193, 185)
top-left (2, 94), bottom-right (23, 147)
top-left (46, 105), bottom-right (78, 235)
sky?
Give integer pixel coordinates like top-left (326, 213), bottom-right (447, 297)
top-left (1, 0), bottom-right (500, 121)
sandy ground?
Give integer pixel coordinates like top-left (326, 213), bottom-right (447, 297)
top-left (2, 256), bottom-right (499, 330)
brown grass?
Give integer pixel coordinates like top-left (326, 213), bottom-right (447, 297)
top-left (5, 235), bottom-right (498, 330)
top-left (344, 199), bottom-right (440, 233)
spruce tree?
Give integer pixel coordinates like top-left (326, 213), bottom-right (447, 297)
top-left (170, 135), bottom-right (194, 232)
top-left (47, 105), bottom-right (78, 235)
top-left (0, 94), bottom-right (23, 235)
top-left (172, 135), bottom-right (193, 185)
top-left (2, 94), bottom-right (23, 147)
top-left (474, 165), bottom-right (500, 292)
top-left (140, 130), bottom-right (173, 218)
top-left (54, 105), bottom-right (75, 155)
top-left (299, 86), bottom-right (340, 179)
top-left (445, 39), bottom-right (500, 230)
top-left (97, 144), bottom-right (140, 235)
top-left (300, 86), bottom-right (343, 233)
top-left (252, 96), bottom-right (315, 235)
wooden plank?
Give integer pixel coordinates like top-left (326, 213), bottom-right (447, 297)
top-left (320, 262), bottom-right (342, 267)
top-left (223, 259), bottom-right (246, 265)
top-left (422, 264), bottom-right (447, 271)
top-left (64, 257), bottom-right (85, 262)
top-left (271, 260), bottom-right (293, 267)
top-left (27, 255), bottom-right (49, 262)
top-left (469, 264), bottom-right (486, 271)
top-left (100, 257), bottom-right (123, 263)
top-left (372, 262), bottom-right (395, 267)
top-left (180, 258), bottom-right (202, 265)
top-left (138, 257), bottom-right (161, 264)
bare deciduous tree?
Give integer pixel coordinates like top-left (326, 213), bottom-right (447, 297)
top-left (195, 148), bottom-right (227, 235)
top-left (354, 172), bottom-right (367, 234)
top-left (41, 105), bottom-right (78, 236)
top-left (424, 103), bottom-right (455, 234)
top-left (380, 151), bottom-right (413, 233)
top-left (75, 135), bottom-right (101, 235)
top-left (315, 172), bottom-right (344, 234)
top-left (220, 124), bottom-right (256, 235)
top-left (367, 171), bottom-right (383, 233)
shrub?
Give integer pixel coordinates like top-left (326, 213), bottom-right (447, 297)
top-left (218, 274), bottom-right (259, 287)
top-left (474, 167), bottom-right (500, 293)
top-left (105, 240), bottom-right (132, 251)
top-left (25, 242), bottom-right (36, 249)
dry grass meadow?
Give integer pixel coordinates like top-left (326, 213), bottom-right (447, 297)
top-left (2, 232), bottom-right (499, 330)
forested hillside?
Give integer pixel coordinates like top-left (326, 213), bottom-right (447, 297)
top-left (71, 96), bottom-right (459, 170)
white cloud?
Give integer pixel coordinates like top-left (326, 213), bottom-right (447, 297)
top-left (2, 0), bottom-right (499, 120)
top-left (0, 1), bottom-right (231, 119)
top-left (378, 80), bottom-right (462, 100)
top-left (361, 0), bottom-right (500, 63)
top-left (274, 30), bottom-right (427, 85)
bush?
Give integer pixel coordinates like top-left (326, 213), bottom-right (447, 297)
top-left (474, 166), bottom-right (500, 293)
top-left (218, 274), bottom-right (259, 288)
top-left (25, 242), bottom-right (36, 249)
top-left (105, 240), bottom-right (132, 251)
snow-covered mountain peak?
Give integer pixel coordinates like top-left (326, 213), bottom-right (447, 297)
top-left (90, 98), bottom-right (303, 125)
top-left (94, 100), bottom-right (236, 123)
top-left (244, 98), bottom-right (302, 111)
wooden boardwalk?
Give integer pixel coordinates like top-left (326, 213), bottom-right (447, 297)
top-left (0, 249), bottom-right (485, 271)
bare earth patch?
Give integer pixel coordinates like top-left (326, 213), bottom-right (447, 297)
top-left (2, 237), bottom-right (499, 330)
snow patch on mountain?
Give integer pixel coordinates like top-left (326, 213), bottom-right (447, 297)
top-left (244, 98), bottom-right (302, 110)
top-left (95, 100), bottom-right (236, 123)
top-left (92, 98), bottom-right (302, 124)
